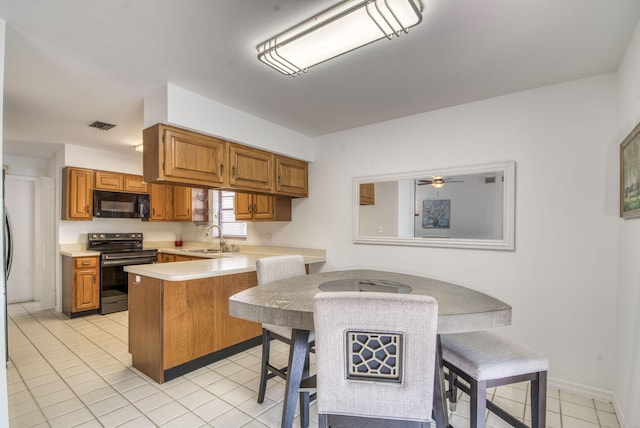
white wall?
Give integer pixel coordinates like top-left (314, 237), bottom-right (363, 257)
top-left (144, 83), bottom-right (315, 162)
top-left (615, 18), bottom-right (640, 428)
top-left (271, 74), bottom-right (620, 394)
top-left (58, 144), bottom-right (183, 244)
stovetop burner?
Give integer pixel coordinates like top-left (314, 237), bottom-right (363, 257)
top-left (88, 232), bottom-right (144, 252)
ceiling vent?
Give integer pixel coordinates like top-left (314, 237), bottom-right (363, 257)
top-left (88, 120), bottom-right (116, 131)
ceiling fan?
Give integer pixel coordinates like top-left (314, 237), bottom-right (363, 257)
top-left (416, 176), bottom-right (464, 188)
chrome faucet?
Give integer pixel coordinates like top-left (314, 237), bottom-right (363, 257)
top-left (206, 224), bottom-right (226, 252)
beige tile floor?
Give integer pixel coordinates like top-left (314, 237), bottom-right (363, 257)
top-left (6, 302), bottom-right (620, 428)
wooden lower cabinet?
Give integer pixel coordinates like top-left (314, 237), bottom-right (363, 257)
top-left (62, 256), bottom-right (100, 317)
top-left (128, 271), bottom-right (262, 383)
top-left (159, 253), bottom-right (175, 263)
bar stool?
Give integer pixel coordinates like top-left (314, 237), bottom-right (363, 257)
top-left (255, 255), bottom-right (314, 426)
top-left (314, 291), bottom-right (439, 427)
top-left (441, 331), bottom-right (549, 428)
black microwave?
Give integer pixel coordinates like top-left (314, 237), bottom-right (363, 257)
top-left (93, 190), bottom-right (150, 219)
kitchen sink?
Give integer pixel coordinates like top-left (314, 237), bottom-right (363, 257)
top-left (184, 248), bottom-right (221, 253)
top-left (178, 248), bottom-right (233, 256)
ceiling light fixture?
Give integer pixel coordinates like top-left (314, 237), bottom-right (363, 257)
top-left (257, 0), bottom-right (423, 76)
top-left (134, 144), bottom-right (144, 153)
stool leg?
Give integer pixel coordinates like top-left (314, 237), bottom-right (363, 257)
top-left (257, 329), bottom-right (270, 403)
top-left (470, 379), bottom-right (487, 428)
top-left (299, 342), bottom-right (311, 428)
top-left (449, 370), bottom-right (458, 412)
top-left (531, 371), bottom-right (547, 428)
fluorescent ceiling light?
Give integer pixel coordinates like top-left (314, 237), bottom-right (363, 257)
top-left (257, 0), bottom-right (423, 76)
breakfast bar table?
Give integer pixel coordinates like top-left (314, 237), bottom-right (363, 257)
top-left (229, 269), bottom-right (512, 428)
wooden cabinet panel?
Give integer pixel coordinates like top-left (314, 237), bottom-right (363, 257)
top-left (62, 256), bottom-right (99, 317)
top-left (93, 170), bottom-right (148, 193)
top-left (228, 144), bottom-right (274, 192)
top-left (163, 279), bottom-right (217, 369)
top-left (73, 268), bottom-right (99, 312)
top-left (128, 274), bottom-right (164, 382)
top-left (360, 183), bottom-right (375, 205)
top-left (172, 186), bottom-right (192, 221)
top-left (94, 171), bottom-right (124, 191)
top-left (124, 175), bottom-right (148, 193)
top-left (159, 253), bottom-right (176, 263)
top-left (129, 271), bottom-right (261, 382)
top-left (62, 167), bottom-right (94, 220)
top-left (252, 194), bottom-right (275, 220)
top-left (213, 271), bottom-right (262, 350)
top-left (143, 124), bottom-right (226, 186)
top-left (149, 183), bottom-right (170, 221)
top-left (275, 156), bottom-right (308, 197)
top-left (234, 192), bottom-right (253, 220)
top-left (234, 192), bottom-right (291, 222)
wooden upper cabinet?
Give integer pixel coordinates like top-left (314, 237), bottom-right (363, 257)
top-left (234, 192), bottom-right (291, 222)
top-left (360, 183), bottom-right (375, 205)
top-left (62, 167), bottom-right (94, 220)
top-left (275, 155), bottom-right (308, 197)
top-left (94, 171), bottom-right (124, 191)
top-left (124, 175), bottom-right (148, 193)
top-left (95, 171), bottom-right (148, 193)
top-left (172, 186), bottom-right (192, 221)
top-left (149, 183), bottom-right (170, 221)
top-left (228, 144), bottom-right (274, 193)
top-left (142, 123), bottom-right (309, 202)
top-left (143, 124), bottom-right (226, 187)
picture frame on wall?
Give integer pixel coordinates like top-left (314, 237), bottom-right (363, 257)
top-left (422, 199), bottom-right (450, 228)
top-left (621, 121), bottom-right (640, 218)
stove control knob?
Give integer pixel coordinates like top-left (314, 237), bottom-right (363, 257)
top-left (99, 234), bottom-right (105, 239)
top-left (137, 233), bottom-right (142, 238)
top-left (91, 234), bottom-right (98, 239)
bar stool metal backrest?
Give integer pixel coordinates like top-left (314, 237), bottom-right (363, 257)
top-left (314, 291), bottom-right (439, 428)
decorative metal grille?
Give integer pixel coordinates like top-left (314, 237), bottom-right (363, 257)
top-left (346, 330), bottom-right (403, 382)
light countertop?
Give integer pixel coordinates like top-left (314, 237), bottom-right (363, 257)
top-left (124, 252), bottom-right (325, 281)
top-left (60, 242), bottom-right (326, 281)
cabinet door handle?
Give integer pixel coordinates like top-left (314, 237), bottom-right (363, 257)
top-left (220, 164), bottom-right (224, 175)
top-left (232, 165), bottom-right (236, 178)
top-left (81, 261), bottom-right (91, 266)
top-left (93, 275), bottom-right (96, 284)
top-left (278, 175), bottom-right (281, 186)
top-left (152, 208), bottom-right (156, 216)
top-left (85, 205), bottom-right (89, 214)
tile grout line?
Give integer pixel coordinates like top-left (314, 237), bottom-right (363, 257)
top-left (38, 307), bottom-right (263, 426)
top-left (11, 304), bottom-right (155, 426)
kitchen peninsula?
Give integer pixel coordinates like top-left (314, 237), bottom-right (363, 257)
top-left (124, 247), bottom-right (325, 384)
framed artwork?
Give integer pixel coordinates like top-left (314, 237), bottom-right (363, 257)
top-left (621, 121), bottom-right (640, 218)
top-left (422, 199), bottom-right (450, 228)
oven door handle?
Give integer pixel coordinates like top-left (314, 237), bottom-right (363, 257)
top-left (101, 258), bottom-right (157, 267)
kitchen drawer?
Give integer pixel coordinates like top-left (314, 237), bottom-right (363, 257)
top-left (75, 257), bottom-right (98, 268)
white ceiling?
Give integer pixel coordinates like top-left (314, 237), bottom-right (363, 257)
top-left (1, 0), bottom-right (639, 158)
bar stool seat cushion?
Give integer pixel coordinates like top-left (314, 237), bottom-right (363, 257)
top-left (441, 331), bottom-right (549, 381)
top-left (263, 323), bottom-right (315, 342)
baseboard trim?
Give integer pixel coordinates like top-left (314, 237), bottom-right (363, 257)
top-left (548, 377), bottom-right (627, 428)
